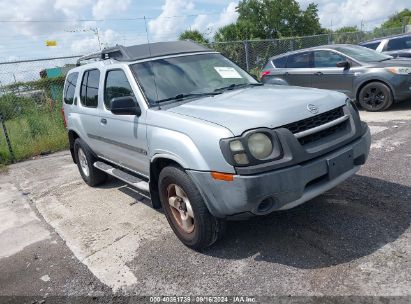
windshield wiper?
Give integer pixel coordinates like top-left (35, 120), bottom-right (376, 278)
top-left (379, 58), bottom-right (392, 62)
top-left (214, 82), bottom-right (263, 92)
top-left (156, 92), bottom-right (222, 104)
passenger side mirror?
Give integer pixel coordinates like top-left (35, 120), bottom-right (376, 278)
top-left (110, 96), bottom-right (141, 116)
top-left (336, 60), bottom-right (350, 69)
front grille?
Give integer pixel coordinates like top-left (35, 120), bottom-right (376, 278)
top-left (298, 120), bottom-right (347, 145)
top-left (281, 107), bottom-right (346, 145)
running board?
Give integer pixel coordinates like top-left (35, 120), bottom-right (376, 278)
top-left (94, 161), bottom-right (150, 198)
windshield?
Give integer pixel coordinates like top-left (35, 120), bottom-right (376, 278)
top-left (130, 53), bottom-right (258, 105)
top-left (334, 45), bottom-right (392, 62)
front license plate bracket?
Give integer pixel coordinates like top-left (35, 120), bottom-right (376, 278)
top-left (327, 149), bottom-right (354, 179)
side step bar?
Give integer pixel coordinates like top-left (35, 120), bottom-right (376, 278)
top-left (94, 161), bottom-right (150, 198)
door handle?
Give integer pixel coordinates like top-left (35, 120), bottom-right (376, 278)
top-left (314, 71), bottom-right (323, 76)
top-left (100, 118), bottom-right (107, 125)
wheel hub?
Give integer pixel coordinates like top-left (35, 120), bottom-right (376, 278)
top-left (78, 148), bottom-right (89, 177)
top-left (167, 184), bottom-right (195, 233)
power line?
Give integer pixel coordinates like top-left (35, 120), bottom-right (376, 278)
top-left (0, 12), bottom-right (221, 23)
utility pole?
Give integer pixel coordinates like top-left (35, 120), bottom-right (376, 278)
top-left (65, 27), bottom-right (103, 51)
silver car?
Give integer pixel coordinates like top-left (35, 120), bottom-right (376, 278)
top-left (261, 44), bottom-right (411, 111)
top-left (63, 41), bottom-right (371, 250)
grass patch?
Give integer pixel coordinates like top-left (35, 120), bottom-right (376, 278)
top-left (0, 110), bottom-right (68, 165)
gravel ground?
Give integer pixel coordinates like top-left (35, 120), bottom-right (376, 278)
top-left (0, 103), bottom-right (410, 301)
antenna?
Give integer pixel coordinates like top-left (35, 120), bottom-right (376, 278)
top-left (143, 16), bottom-right (160, 109)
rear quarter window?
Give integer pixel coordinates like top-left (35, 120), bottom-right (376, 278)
top-left (272, 56), bottom-right (287, 68)
top-left (63, 72), bottom-right (79, 105)
top-left (80, 69), bottom-right (100, 108)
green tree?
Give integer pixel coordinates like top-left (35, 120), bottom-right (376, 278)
top-left (334, 26), bottom-right (359, 33)
top-left (178, 30), bottom-right (209, 44)
top-left (380, 9), bottom-right (411, 29)
top-left (215, 0), bottom-right (324, 41)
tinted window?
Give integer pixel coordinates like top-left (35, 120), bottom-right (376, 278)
top-left (63, 72), bottom-right (78, 104)
top-left (387, 36), bottom-right (411, 51)
top-left (80, 69), bottom-right (100, 108)
top-left (104, 70), bottom-right (134, 108)
top-left (286, 53), bottom-right (311, 68)
top-left (273, 56), bottom-right (287, 68)
top-left (314, 51), bottom-right (346, 68)
top-left (361, 42), bottom-right (380, 50)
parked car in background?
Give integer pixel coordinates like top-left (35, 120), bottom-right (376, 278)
top-left (63, 41), bottom-right (371, 250)
top-left (261, 44), bottom-right (411, 111)
top-left (360, 33), bottom-right (411, 58)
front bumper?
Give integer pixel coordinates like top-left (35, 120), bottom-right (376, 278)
top-left (391, 74), bottom-right (411, 102)
top-left (188, 126), bottom-right (371, 219)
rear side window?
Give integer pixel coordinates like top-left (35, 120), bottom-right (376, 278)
top-left (104, 70), bottom-right (134, 109)
top-left (286, 52), bottom-right (311, 68)
top-left (80, 69), bottom-right (100, 108)
top-left (361, 42), bottom-right (380, 50)
top-left (63, 72), bottom-right (78, 105)
top-left (387, 36), bottom-right (411, 51)
top-left (272, 56), bottom-right (287, 68)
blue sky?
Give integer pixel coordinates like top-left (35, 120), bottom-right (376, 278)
top-left (0, 0), bottom-right (410, 62)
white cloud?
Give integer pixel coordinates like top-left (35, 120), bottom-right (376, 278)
top-left (192, 1), bottom-right (238, 37)
top-left (148, 0), bottom-right (195, 41)
top-left (92, 0), bottom-right (131, 19)
top-left (70, 29), bottom-right (122, 54)
top-left (297, 0), bottom-right (411, 30)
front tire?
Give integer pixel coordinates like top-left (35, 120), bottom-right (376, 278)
top-left (159, 166), bottom-right (225, 250)
top-left (358, 82), bottom-right (393, 111)
top-left (74, 138), bottom-right (107, 186)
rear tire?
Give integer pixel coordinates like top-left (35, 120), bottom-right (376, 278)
top-left (358, 82), bottom-right (393, 111)
top-left (74, 138), bottom-right (107, 186)
top-left (158, 165), bottom-right (225, 250)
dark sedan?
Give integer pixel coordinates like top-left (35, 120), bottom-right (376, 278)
top-left (261, 44), bottom-right (411, 111)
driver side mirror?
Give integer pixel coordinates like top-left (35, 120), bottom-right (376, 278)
top-left (336, 60), bottom-right (350, 69)
top-left (110, 96), bottom-right (141, 116)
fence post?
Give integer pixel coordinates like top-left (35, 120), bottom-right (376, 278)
top-left (243, 41), bottom-right (250, 72)
top-left (0, 113), bottom-right (15, 163)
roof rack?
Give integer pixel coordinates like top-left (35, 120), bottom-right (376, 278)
top-left (76, 41), bottom-right (212, 66)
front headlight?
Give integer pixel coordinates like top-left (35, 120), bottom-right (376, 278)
top-left (221, 130), bottom-right (283, 167)
top-left (386, 67), bottom-right (411, 75)
top-left (248, 132), bottom-right (273, 160)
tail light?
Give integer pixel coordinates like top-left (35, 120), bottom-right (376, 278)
top-left (260, 70), bottom-right (270, 79)
top-left (61, 107), bottom-right (67, 128)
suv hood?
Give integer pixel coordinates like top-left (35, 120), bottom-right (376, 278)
top-left (167, 85), bottom-right (346, 136)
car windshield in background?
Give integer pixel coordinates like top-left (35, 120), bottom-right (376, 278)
top-left (130, 53), bottom-right (257, 105)
top-left (335, 45), bottom-right (392, 62)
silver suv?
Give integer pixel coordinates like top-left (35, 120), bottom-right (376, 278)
top-left (63, 41), bottom-right (371, 250)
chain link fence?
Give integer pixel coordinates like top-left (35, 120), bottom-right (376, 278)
top-left (0, 27), bottom-right (406, 164)
top-left (207, 27), bottom-right (405, 76)
top-left (0, 56), bottom-right (80, 165)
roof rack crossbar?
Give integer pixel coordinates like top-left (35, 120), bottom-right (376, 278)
top-left (76, 45), bottom-right (129, 66)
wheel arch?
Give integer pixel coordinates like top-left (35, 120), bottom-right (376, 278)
top-left (355, 79), bottom-right (394, 102)
top-left (68, 130), bottom-right (80, 163)
top-left (149, 155), bottom-right (185, 209)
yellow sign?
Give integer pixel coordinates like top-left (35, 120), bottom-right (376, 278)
top-left (45, 40), bottom-right (57, 47)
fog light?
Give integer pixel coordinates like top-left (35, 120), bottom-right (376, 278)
top-left (257, 197), bottom-right (275, 213)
